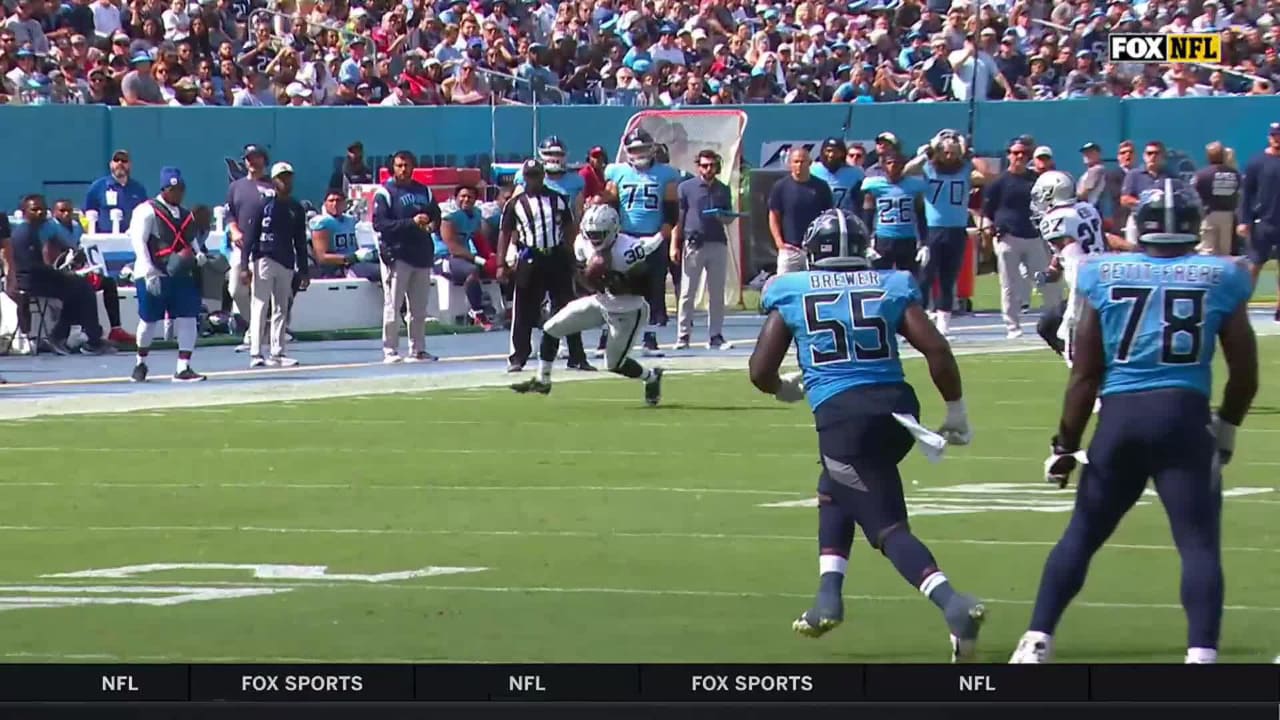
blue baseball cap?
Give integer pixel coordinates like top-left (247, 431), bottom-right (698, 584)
top-left (632, 58), bottom-right (652, 75)
top-left (130, 52), bottom-right (152, 65)
top-left (15, 48), bottom-right (35, 58)
top-left (159, 167), bottom-right (184, 188)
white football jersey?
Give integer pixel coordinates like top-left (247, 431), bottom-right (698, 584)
top-left (573, 232), bottom-right (663, 311)
top-left (1038, 202), bottom-right (1105, 255)
top-left (1040, 204), bottom-right (1103, 364)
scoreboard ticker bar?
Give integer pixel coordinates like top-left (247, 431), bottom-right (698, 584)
top-left (0, 664), bottom-right (1275, 703)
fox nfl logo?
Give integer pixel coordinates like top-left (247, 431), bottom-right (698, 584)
top-left (1108, 33), bottom-right (1221, 63)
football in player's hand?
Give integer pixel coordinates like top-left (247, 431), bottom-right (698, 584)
top-left (585, 254), bottom-right (609, 287)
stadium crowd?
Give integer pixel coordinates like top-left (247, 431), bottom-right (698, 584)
top-left (2, 0), bottom-right (1279, 106)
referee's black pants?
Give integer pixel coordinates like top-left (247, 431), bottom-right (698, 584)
top-left (508, 245), bottom-right (586, 367)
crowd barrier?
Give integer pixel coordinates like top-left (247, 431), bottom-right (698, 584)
top-left (6, 98), bottom-right (1279, 210)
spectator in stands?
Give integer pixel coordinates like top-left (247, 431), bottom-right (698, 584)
top-left (6, 194), bottom-right (110, 355)
top-left (120, 52), bottom-right (164, 105)
top-left (83, 149), bottom-right (148, 233)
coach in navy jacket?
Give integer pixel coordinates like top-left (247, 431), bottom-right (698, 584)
top-left (371, 150), bottom-right (442, 363)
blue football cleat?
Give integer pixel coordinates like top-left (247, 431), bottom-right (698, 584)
top-left (792, 580), bottom-right (844, 638)
top-left (945, 594), bottom-right (987, 663)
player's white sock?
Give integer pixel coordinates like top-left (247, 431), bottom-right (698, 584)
top-left (819, 554), bottom-right (848, 577)
top-left (1185, 647), bottom-right (1218, 664)
top-left (135, 319), bottom-right (158, 350)
top-left (175, 317), bottom-right (197, 353)
top-left (537, 359), bottom-right (553, 383)
top-left (135, 353), bottom-right (147, 366)
top-left (177, 357), bottom-right (190, 372)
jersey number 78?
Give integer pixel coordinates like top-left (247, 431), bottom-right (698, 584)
top-left (803, 291), bottom-right (891, 364)
top-left (1110, 286), bottom-right (1206, 365)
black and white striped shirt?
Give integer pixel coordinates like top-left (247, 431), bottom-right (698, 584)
top-left (500, 189), bottom-right (573, 252)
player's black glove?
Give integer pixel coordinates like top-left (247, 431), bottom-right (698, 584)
top-left (1044, 435), bottom-right (1087, 489)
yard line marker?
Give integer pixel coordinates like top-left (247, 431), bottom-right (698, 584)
top-left (0, 523), bottom-right (1273, 553)
top-left (4, 445), bottom-right (1280, 467)
top-left (0, 580), bottom-right (1274, 613)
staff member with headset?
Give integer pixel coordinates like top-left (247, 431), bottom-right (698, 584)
top-left (495, 159), bottom-right (578, 374)
top-left (672, 149), bottom-right (734, 351)
top-left (373, 150), bottom-right (442, 364)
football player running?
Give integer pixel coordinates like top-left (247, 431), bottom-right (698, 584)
top-left (1031, 170), bottom-right (1105, 364)
top-left (1011, 180), bottom-right (1258, 665)
top-left (749, 208), bottom-right (986, 662)
top-left (510, 204), bottom-right (665, 405)
top-left (602, 128), bottom-right (682, 357)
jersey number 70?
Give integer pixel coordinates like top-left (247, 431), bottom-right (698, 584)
top-left (803, 291), bottom-right (891, 364)
top-left (1110, 286), bottom-right (1205, 365)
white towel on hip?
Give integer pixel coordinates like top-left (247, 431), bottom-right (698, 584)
top-left (892, 413), bottom-right (948, 464)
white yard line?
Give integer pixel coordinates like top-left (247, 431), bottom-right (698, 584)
top-left (3, 445), bottom-right (1280, 467)
top-left (0, 580), bottom-right (1275, 613)
top-left (0, 523), bottom-right (1274, 553)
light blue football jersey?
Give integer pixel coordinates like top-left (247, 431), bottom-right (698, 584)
top-left (308, 213), bottom-right (359, 254)
top-left (1078, 253), bottom-right (1253, 398)
top-left (515, 168), bottom-right (586, 206)
top-left (761, 269), bottom-right (920, 411)
top-left (604, 162), bottom-right (681, 235)
top-left (921, 160), bottom-right (972, 228)
top-left (433, 203), bottom-right (482, 258)
top-left (862, 175), bottom-right (928, 241)
top-left (810, 163), bottom-right (865, 215)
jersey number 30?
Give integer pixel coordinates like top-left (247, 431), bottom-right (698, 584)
top-left (1110, 286), bottom-right (1206, 365)
top-left (803, 291), bottom-right (891, 364)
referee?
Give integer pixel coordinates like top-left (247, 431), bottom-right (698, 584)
top-left (1239, 123), bottom-right (1280, 321)
top-left (495, 159), bottom-right (584, 373)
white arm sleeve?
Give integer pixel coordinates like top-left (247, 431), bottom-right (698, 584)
top-left (129, 203), bottom-right (157, 279)
top-left (635, 233), bottom-right (666, 256)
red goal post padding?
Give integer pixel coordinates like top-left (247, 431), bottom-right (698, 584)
top-left (617, 109), bottom-right (749, 308)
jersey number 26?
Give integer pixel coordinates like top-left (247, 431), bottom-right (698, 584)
top-left (803, 291), bottom-right (891, 364)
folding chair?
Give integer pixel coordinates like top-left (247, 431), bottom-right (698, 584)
top-left (16, 291), bottom-right (57, 355)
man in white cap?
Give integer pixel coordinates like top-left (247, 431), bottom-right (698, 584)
top-left (1033, 146), bottom-right (1056, 174)
top-left (239, 162), bottom-right (309, 368)
top-left (284, 82), bottom-right (312, 106)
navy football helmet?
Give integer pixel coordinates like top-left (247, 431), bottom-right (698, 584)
top-left (1134, 178), bottom-right (1201, 244)
top-left (803, 209), bottom-right (873, 270)
top-left (624, 128), bottom-right (655, 168)
top-left (538, 136), bottom-right (567, 173)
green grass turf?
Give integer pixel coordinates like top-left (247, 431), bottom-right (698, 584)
top-left (0, 340), bottom-right (1276, 664)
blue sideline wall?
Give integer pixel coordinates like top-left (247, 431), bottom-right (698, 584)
top-left (5, 96), bottom-right (1279, 210)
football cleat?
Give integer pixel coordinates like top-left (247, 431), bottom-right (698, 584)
top-left (673, 336), bottom-right (690, 350)
top-left (383, 351), bottom-right (403, 364)
top-left (511, 378), bottom-right (551, 395)
top-left (792, 610), bottom-right (843, 639)
top-left (708, 335), bottom-right (733, 350)
top-left (946, 595), bottom-right (987, 663)
top-left (1009, 631), bottom-right (1053, 664)
top-left (173, 367), bottom-right (207, 382)
top-left (644, 367), bottom-right (664, 406)
top-left (641, 332), bottom-right (664, 357)
top-left (130, 362), bottom-right (149, 383)
top-left (567, 359), bottom-right (597, 371)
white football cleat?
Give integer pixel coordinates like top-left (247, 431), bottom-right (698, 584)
top-left (1009, 631), bottom-right (1053, 663)
top-left (934, 310), bottom-right (952, 338)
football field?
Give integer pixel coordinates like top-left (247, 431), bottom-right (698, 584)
top-left (0, 335), bottom-right (1277, 664)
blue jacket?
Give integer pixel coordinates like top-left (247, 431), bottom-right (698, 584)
top-left (83, 175), bottom-right (149, 232)
top-left (242, 194), bottom-right (309, 274)
top-left (372, 179), bottom-right (440, 268)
